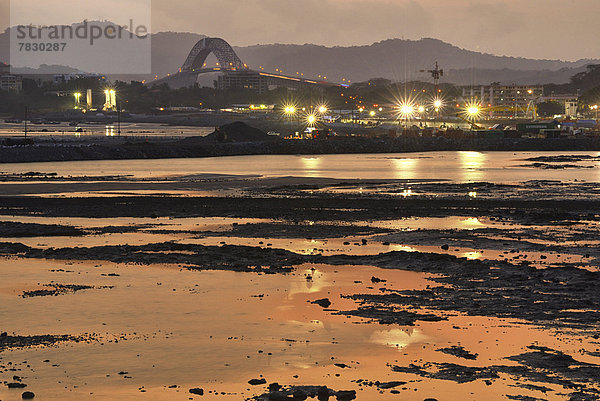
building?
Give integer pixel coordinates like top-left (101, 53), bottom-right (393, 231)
top-left (538, 94), bottom-right (580, 118)
top-left (0, 62), bottom-right (23, 93)
top-left (53, 73), bottom-right (105, 84)
top-left (0, 62), bottom-right (9, 75)
top-left (462, 84), bottom-right (544, 118)
top-left (216, 71), bottom-right (269, 93)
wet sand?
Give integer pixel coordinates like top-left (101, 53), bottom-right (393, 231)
top-left (1, 168), bottom-right (599, 401)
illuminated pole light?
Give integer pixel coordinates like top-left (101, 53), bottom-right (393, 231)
top-left (369, 110), bottom-right (376, 117)
top-left (418, 106), bottom-right (426, 113)
top-left (307, 115), bottom-right (317, 126)
top-left (74, 92), bottom-right (81, 109)
top-left (318, 106), bottom-right (328, 114)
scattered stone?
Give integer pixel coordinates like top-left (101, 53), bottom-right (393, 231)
top-left (189, 388), bottom-right (204, 395)
top-left (311, 298), bottom-right (332, 308)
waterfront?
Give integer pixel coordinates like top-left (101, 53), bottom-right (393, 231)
top-left (1, 151), bottom-right (600, 183)
top-left (1, 151), bottom-right (600, 400)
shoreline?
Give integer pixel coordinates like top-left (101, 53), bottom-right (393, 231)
top-left (2, 136), bottom-right (600, 164)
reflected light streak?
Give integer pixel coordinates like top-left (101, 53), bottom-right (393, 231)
top-left (460, 217), bottom-right (485, 229)
top-left (392, 158), bottom-right (418, 180)
top-left (370, 328), bottom-right (426, 350)
top-left (301, 157), bottom-right (322, 178)
top-left (459, 151), bottom-right (486, 182)
top-left (462, 251), bottom-right (483, 260)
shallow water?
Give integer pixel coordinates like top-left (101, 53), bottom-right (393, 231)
top-left (1, 258), bottom-right (595, 401)
top-left (2, 151), bottom-right (600, 182)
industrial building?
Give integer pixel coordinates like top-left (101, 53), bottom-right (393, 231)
top-left (216, 71), bottom-right (269, 93)
top-left (0, 62), bottom-right (23, 93)
top-left (538, 94), bottom-right (580, 117)
top-left (462, 84), bottom-right (544, 118)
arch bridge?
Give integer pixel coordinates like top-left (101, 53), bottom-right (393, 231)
top-left (182, 37), bottom-right (246, 72)
top-left (150, 37), bottom-right (341, 91)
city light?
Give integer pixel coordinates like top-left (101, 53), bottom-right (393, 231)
top-left (369, 110), bottom-right (376, 117)
top-left (467, 105), bottom-right (480, 116)
top-left (461, 101), bottom-right (483, 123)
top-left (74, 92), bottom-right (81, 109)
top-left (307, 115), bottom-right (317, 125)
top-left (318, 106), bottom-right (328, 114)
top-left (398, 102), bottom-right (415, 119)
top-left (418, 105), bottom-right (426, 113)
top-left (433, 99), bottom-right (443, 109)
top-left (284, 106), bottom-right (296, 114)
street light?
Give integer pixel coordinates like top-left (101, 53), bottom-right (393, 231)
top-left (467, 105), bottom-right (480, 116)
top-left (74, 92), bottom-right (81, 109)
top-left (307, 115), bottom-right (317, 125)
top-left (318, 105), bottom-right (328, 114)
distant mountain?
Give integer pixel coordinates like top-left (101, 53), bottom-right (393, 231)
top-left (1, 28), bottom-right (597, 85)
top-left (232, 38), bottom-right (596, 85)
top-left (149, 35), bottom-right (596, 85)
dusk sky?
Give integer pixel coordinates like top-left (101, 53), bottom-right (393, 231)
top-left (2, 0), bottom-right (599, 61)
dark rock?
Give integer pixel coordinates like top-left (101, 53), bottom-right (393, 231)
top-left (317, 386), bottom-right (331, 401)
top-left (441, 244), bottom-right (449, 250)
top-left (248, 378), bottom-right (267, 385)
top-left (377, 381), bottom-right (406, 389)
top-left (336, 390), bottom-right (356, 400)
top-left (312, 298), bottom-right (331, 308)
top-left (189, 388), bottom-right (204, 395)
top-left (7, 382), bottom-right (27, 388)
top-left (269, 383), bottom-right (282, 392)
top-left (292, 388), bottom-right (308, 400)
top-left (269, 392), bottom-right (292, 401)
top-left (22, 391), bottom-right (35, 399)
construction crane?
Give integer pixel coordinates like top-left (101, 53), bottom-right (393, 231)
top-left (420, 62), bottom-right (444, 90)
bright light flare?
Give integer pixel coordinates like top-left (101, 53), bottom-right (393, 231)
top-left (307, 115), bottom-right (317, 125)
top-left (318, 106), bottom-right (328, 114)
top-left (462, 101), bottom-right (483, 121)
top-left (467, 106), bottom-right (480, 116)
top-left (398, 102), bottom-right (415, 119)
top-left (418, 106), bottom-right (426, 113)
top-left (433, 99), bottom-right (443, 109)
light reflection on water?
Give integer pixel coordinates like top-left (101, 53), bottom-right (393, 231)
top-left (392, 158), bottom-right (419, 180)
top-left (459, 151), bottom-right (486, 182)
top-left (370, 328), bottom-right (427, 350)
top-left (301, 156), bottom-right (321, 178)
top-left (2, 151), bottom-right (600, 183)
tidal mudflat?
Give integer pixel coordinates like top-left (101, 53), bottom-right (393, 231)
top-left (1, 153), bottom-right (600, 401)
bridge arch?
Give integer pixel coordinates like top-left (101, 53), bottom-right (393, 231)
top-left (182, 37), bottom-right (245, 72)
